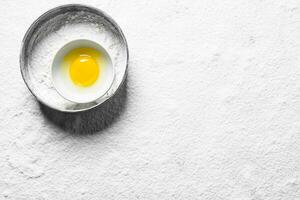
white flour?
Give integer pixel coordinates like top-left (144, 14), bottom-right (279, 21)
top-left (27, 11), bottom-right (127, 110)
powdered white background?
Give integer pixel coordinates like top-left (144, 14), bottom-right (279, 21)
top-left (0, 0), bottom-right (300, 199)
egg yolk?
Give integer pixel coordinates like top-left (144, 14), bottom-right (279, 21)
top-left (64, 48), bottom-right (101, 87)
top-left (69, 55), bottom-right (99, 87)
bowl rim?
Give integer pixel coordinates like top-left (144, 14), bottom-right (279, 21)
top-left (20, 3), bottom-right (129, 113)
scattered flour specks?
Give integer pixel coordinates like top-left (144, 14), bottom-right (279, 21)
top-left (0, 0), bottom-right (300, 199)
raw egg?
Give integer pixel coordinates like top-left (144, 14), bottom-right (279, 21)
top-left (52, 39), bottom-right (114, 103)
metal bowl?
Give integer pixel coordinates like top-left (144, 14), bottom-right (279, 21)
top-left (20, 4), bottom-right (128, 112)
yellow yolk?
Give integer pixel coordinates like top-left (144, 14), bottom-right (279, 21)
top-left (70, 55), bottom-right (99, 87)
top-left (64, 48), bottom-right (101, 87)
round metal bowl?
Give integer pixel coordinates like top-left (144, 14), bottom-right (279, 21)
top-left (20, 4), bottom-right (128, 112)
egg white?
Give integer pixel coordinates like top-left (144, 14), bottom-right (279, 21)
top-left (52, 39), bottom-right (114, 103)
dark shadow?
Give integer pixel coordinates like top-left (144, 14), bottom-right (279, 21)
top-left (39, 76), bottom-right (128, 135)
